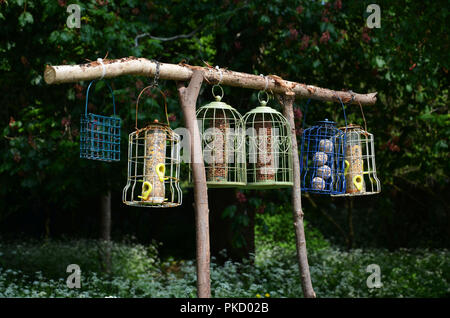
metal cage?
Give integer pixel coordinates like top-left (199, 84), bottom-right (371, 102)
top-left (80, 80), bottom-right (121, 162)
top-left (122, 86), bottom-right (182, 208)
top-left (242, 92), bottom-right (293, 189)
top-left (300, 119), bottom-right (346, 194)
top-left (196, 85), bottom-right (246, 188)
top-left (331, 124), bottom-right (381, 196)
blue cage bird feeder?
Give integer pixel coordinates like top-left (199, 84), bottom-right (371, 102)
top-left (300, 100), bottom-right (347, 194)
top-left (80, 80), bottom-right (121, 162)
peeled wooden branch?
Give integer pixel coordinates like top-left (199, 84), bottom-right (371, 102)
top-left (278, 93), bottom-right (316, 298)
top-left (44, 57), bottom-right (377, 105)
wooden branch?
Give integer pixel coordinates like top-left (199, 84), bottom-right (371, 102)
top-left (44, 57), bottom-right (377, 105)
top-left (177, 70), bottom-right (211, 298)
top-left (134, 24), bottom-right (203, 47)
top-left (278, 93), bottom-right (316, 298)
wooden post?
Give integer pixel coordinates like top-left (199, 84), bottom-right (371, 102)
top-left (176, 70), bottom-right (210, 298)
top-left (100, 190), bottom-right (112, 273)
top-left (278, 93), bottom-right (316, 298)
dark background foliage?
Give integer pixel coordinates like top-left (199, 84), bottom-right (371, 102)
top-left (0, 0), bottom-right (448, 258)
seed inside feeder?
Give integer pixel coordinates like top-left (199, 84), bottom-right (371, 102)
top-left (255, 119), bottom-right (275, 182)
top-left (144, 124), bottom-right (166, 203)
top-left (206, 112), bottom-right (229, 182)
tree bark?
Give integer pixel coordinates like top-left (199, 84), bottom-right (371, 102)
top-left (176, 70), bottom-right (211, 298)
top-left (44, 58), bottom-right (377, 106)
top-left (100, 190), bottom-right (112, 273)
top-left (278, 93), bottom-right (316, 298)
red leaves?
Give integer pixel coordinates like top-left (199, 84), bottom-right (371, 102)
top-left (409, 63), bottom-right (417, 71)
top-left (382, 138), bottom-right (401, 153)
top-left (320, 31), bottom-right (330, 44)
top-left (96, 0), bottom-right (109, 6)
top-left (61, 117), bottom-right (71, 127)
top-left (296, 6), bottom-right (304, 14)
top-left (168, 114), bottom-right (176, 122)
top-left (236, 191), bottom-right (247, 204)
top-left (362, 27), bottom-right (371, 43)
top-left (300, 35), bottom-right (310, 51)
top-left (58, 0), bottom-right (67, 7)
top-left (74, 84), bottom-right (84, 100)
top-left (289, 28), bottom-right (299, 41)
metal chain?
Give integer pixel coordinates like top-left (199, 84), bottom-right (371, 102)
top-left (150, 60), bottom-right (160, 87)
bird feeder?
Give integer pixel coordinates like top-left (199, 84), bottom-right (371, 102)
top-left (122, 86), bottom-right (182, 208)
top-left (331, 124), bottom-right (381, 196)
top-left (196, 85), bottom-right (246, 187)
top-left (80, 80), bottom-right (121, 162)
top-left (242, 91), bottom-right (293, 189)
top-left (300, 119), bottom-right (346, 194)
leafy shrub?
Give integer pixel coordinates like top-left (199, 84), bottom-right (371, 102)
top-left (255, 203), bottom-right (330, 252)
top-left (0, 240), bottom-right (448, 298)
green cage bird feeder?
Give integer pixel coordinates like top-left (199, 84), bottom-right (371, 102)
top-left (196, 85), bottom-right (246, 188)
top-left (331, 124), bottom-right (381, 197)
top-left (242, 91), bottom-right (293, 189)
top-left (122, 86), bottom-right (182, 208)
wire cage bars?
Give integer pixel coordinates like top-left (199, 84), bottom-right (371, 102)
top-left (242, 91), bottom-right (293, 189)
top-left (300, 119), bottom-right (346, 194)
top-left (122, 86), bottom-right (182, 208)
top-left (196, 85), bottom-right (246, 188)
top-left (331, 124), bottom-right (381, 196)
top-left (80, 80), bottom-right (121, 162)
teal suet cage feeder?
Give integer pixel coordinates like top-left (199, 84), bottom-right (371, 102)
top-left (196, 84), bottom-right (246, 188)
top-left (242, 91), bottom-right (293, 189)
top-left (80, 80), bottom-right (121, 162)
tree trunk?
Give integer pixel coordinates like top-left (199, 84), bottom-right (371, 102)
top-left (278, 93), bottom-right (316, 298)
top-left (177, 70), bottom-right (211, 298)
top-left (100, 190), bottom-right (112, 273)
top-left (347, 198), bottom-right (355, 250)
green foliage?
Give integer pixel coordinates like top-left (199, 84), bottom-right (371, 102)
top-left (255, 203), bottom-right (330, 251)
top-left (0, 240), bottom-right (448, 298)
top-left (0, 0), bottom-right (448, 248)
top-left (0, 239), bottom-right (161, 281)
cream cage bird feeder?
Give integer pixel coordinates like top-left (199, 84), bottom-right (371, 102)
top-left (122, 86), bottom-right (182, 208)
top-left (242, 91), bottom-right (293, 189)
top-left (331, 121), bottom-right (381, 197)
top-left (196, 84), bottom-right (246, 188)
